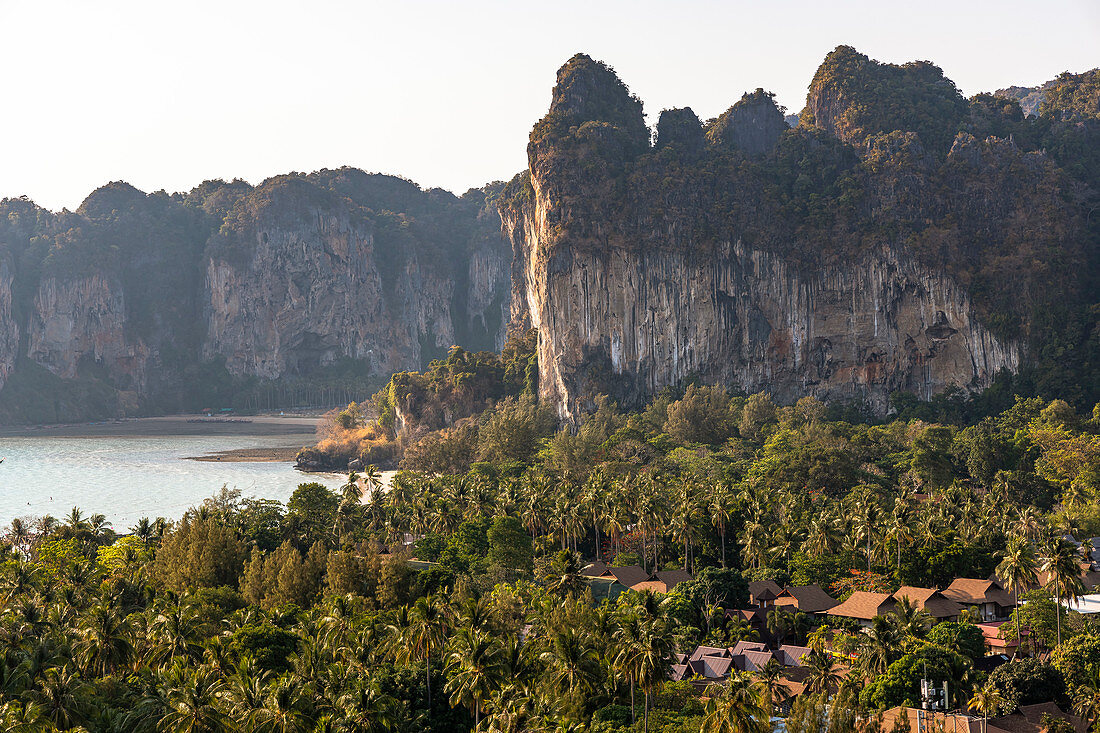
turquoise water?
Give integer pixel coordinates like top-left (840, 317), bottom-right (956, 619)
top-left (0, 435), bottom-right (345, 531)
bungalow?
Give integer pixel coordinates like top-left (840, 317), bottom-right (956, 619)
top-left (892, 586), bottom-right (964, 623)
top-left (580, 563), bottom-right (652, 589)
top-left (748, 579), bottom-right (783, 608)
top-left (827, 591), bottom-right (897, 627)
top-left (772, 584), bottom-right (840, 615)
top-left (580, 564), bottom-right (693, 594)
top-left (976, 621), bottom-right (1025, 656)
top-left (942, 578), bottom-right (1016, 621)
top-left (774, 644), bottom-right (813, 667)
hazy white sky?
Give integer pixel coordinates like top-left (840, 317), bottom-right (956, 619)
top-left (2, 0), bottom-right (1098, 211)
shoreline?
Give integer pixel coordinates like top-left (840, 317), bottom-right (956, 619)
top-left (0, 414), bottom-right (323, 439)
top-left (185, 446), bottom-right (306, 463)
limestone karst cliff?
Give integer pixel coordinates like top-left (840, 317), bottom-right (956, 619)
top-left (500, 51), bottom-right (1095, 420)
top-left (0, 171), bottom-right (511, 423)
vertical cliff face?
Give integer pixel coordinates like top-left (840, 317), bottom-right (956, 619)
top-left (0, 256), bottom-right (19, 393)
top-left (27, 274), bottom-right (148, 389)
top-left (203, 173), bottom-right (511, 383)
top-left (499, 52), bottom-right (1062, 420)
top-left (500, 220), bottom-right (1020, 420)
top-left (0, 172), bottom-right (512, 423)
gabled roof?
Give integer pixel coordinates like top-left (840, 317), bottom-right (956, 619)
top-left (942, 578), bottom-right (1016, 607)
top-left (656, 570), bottom-right (693, 591)
top-left (631, 580), bottom-right (673, 594)
top-left (580, 561), bottom-right (609, 578)
top-left (670, 663), bottom-right (690, 681)
top-left (729, 640), bottom-right (768, 655)
top-left (740, 649), bottom-right (775, 671)
top-left (893, 587), bottom-right (963, 619)
top-left (828, 591), bottom-right (896, 620)
top-left (689, 645), bottom-right (731, 662)
top-left (748, 579), bottom-right (783, 601)
top-left (608, 565), bottom-right (652, 588)
top-left (774, 584), bottom-right (839, 613)
top-left (685, 655), bottom-right (733, 679)
top-left (989, 702), bottom-right (1087, 733)
top-left (776, 645), bottom-right (813, 667)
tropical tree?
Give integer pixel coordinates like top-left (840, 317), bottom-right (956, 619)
top-left (969, 681), bottom-right (1007, 733)
top-left (1039, 536), bottom-right (1086, 646)
top-left (445, 626), bottom-right (506, 728)
top-left (996, 536), bottom-right (1039, 655)
top-left (703, 671), bottom-right (769, 733)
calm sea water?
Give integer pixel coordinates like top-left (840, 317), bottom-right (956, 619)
top-left (0, 435), bottom-right (347, 531)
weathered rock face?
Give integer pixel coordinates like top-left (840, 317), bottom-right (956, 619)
top-left (27, 274), bottom-right (148, 389)
top-left (499, 52), bottom-right (1081, 420)
top-left (501, 222), bottom-right (1020, 419)
top-left (203, 174), bottom-right (511, 382)
top-left (0, 172), bottom-right (512, 423)
top-left (0, 256), bottom-right (19, 393)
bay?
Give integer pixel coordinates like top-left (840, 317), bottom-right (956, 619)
top-left (0, 434), bottom-right (347, 531)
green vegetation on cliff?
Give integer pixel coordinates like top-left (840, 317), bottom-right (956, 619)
top-left (502, 48), bottom-right (1100, 411)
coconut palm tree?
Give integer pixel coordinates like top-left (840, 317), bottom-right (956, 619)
top-left (157, 666), bottom-right (228, 733)
top-left (969, 681), bottom-right (1007, 733)
top-left (75, 604), bottom-right (133, 677)
top-left (709, 483), bottom-right (733, 568)
top-left (739, 521), bottom-right (768, 570)
top-left (802, 516), bottom-right (837, 558)
top-left (702, 671), bottom-right (769, 733)
top-left (757, 658), bottom-right (791, 714)
top-left (445, 626), bottom-right (506, 728)
top-left (405, 595), bottom-right (446, 709)
top-left (1038, 536), bottom-right (1086, 647)
top-left (632, 618), bottom-right (672, 733)
top-left (540, 625), bottom-right (602, 717)
top-left (995, 536), bottom-right (1038, 656)
top-left (803, 650), bottom-right (840, 699)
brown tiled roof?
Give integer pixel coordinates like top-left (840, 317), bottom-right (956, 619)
top-left (580, 561), bottom-right (609, 578)
top-left (893, 587), bottom-right (963, 619)
top-left (655, 570), bottom-right (693, 591)
top-left (775, 584), bottom-right (839, 613)
top-left (608, 565), bottom-right (652, 588)
top-left (670, 663), bottom-right (689, 681)
top-left (942, 578), bottom-right (1016, 607)
top-left (989, 702), bottom-right (1087, 733)
top-left (630, 580), bottom-right (672, 594)
top-left (828, 591), bottom-right (895, 620)
top-left (749, 579), bottom-right (783, 601)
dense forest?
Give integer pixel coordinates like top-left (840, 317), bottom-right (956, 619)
top-left (4, 358), bottom-right (1100, 730)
